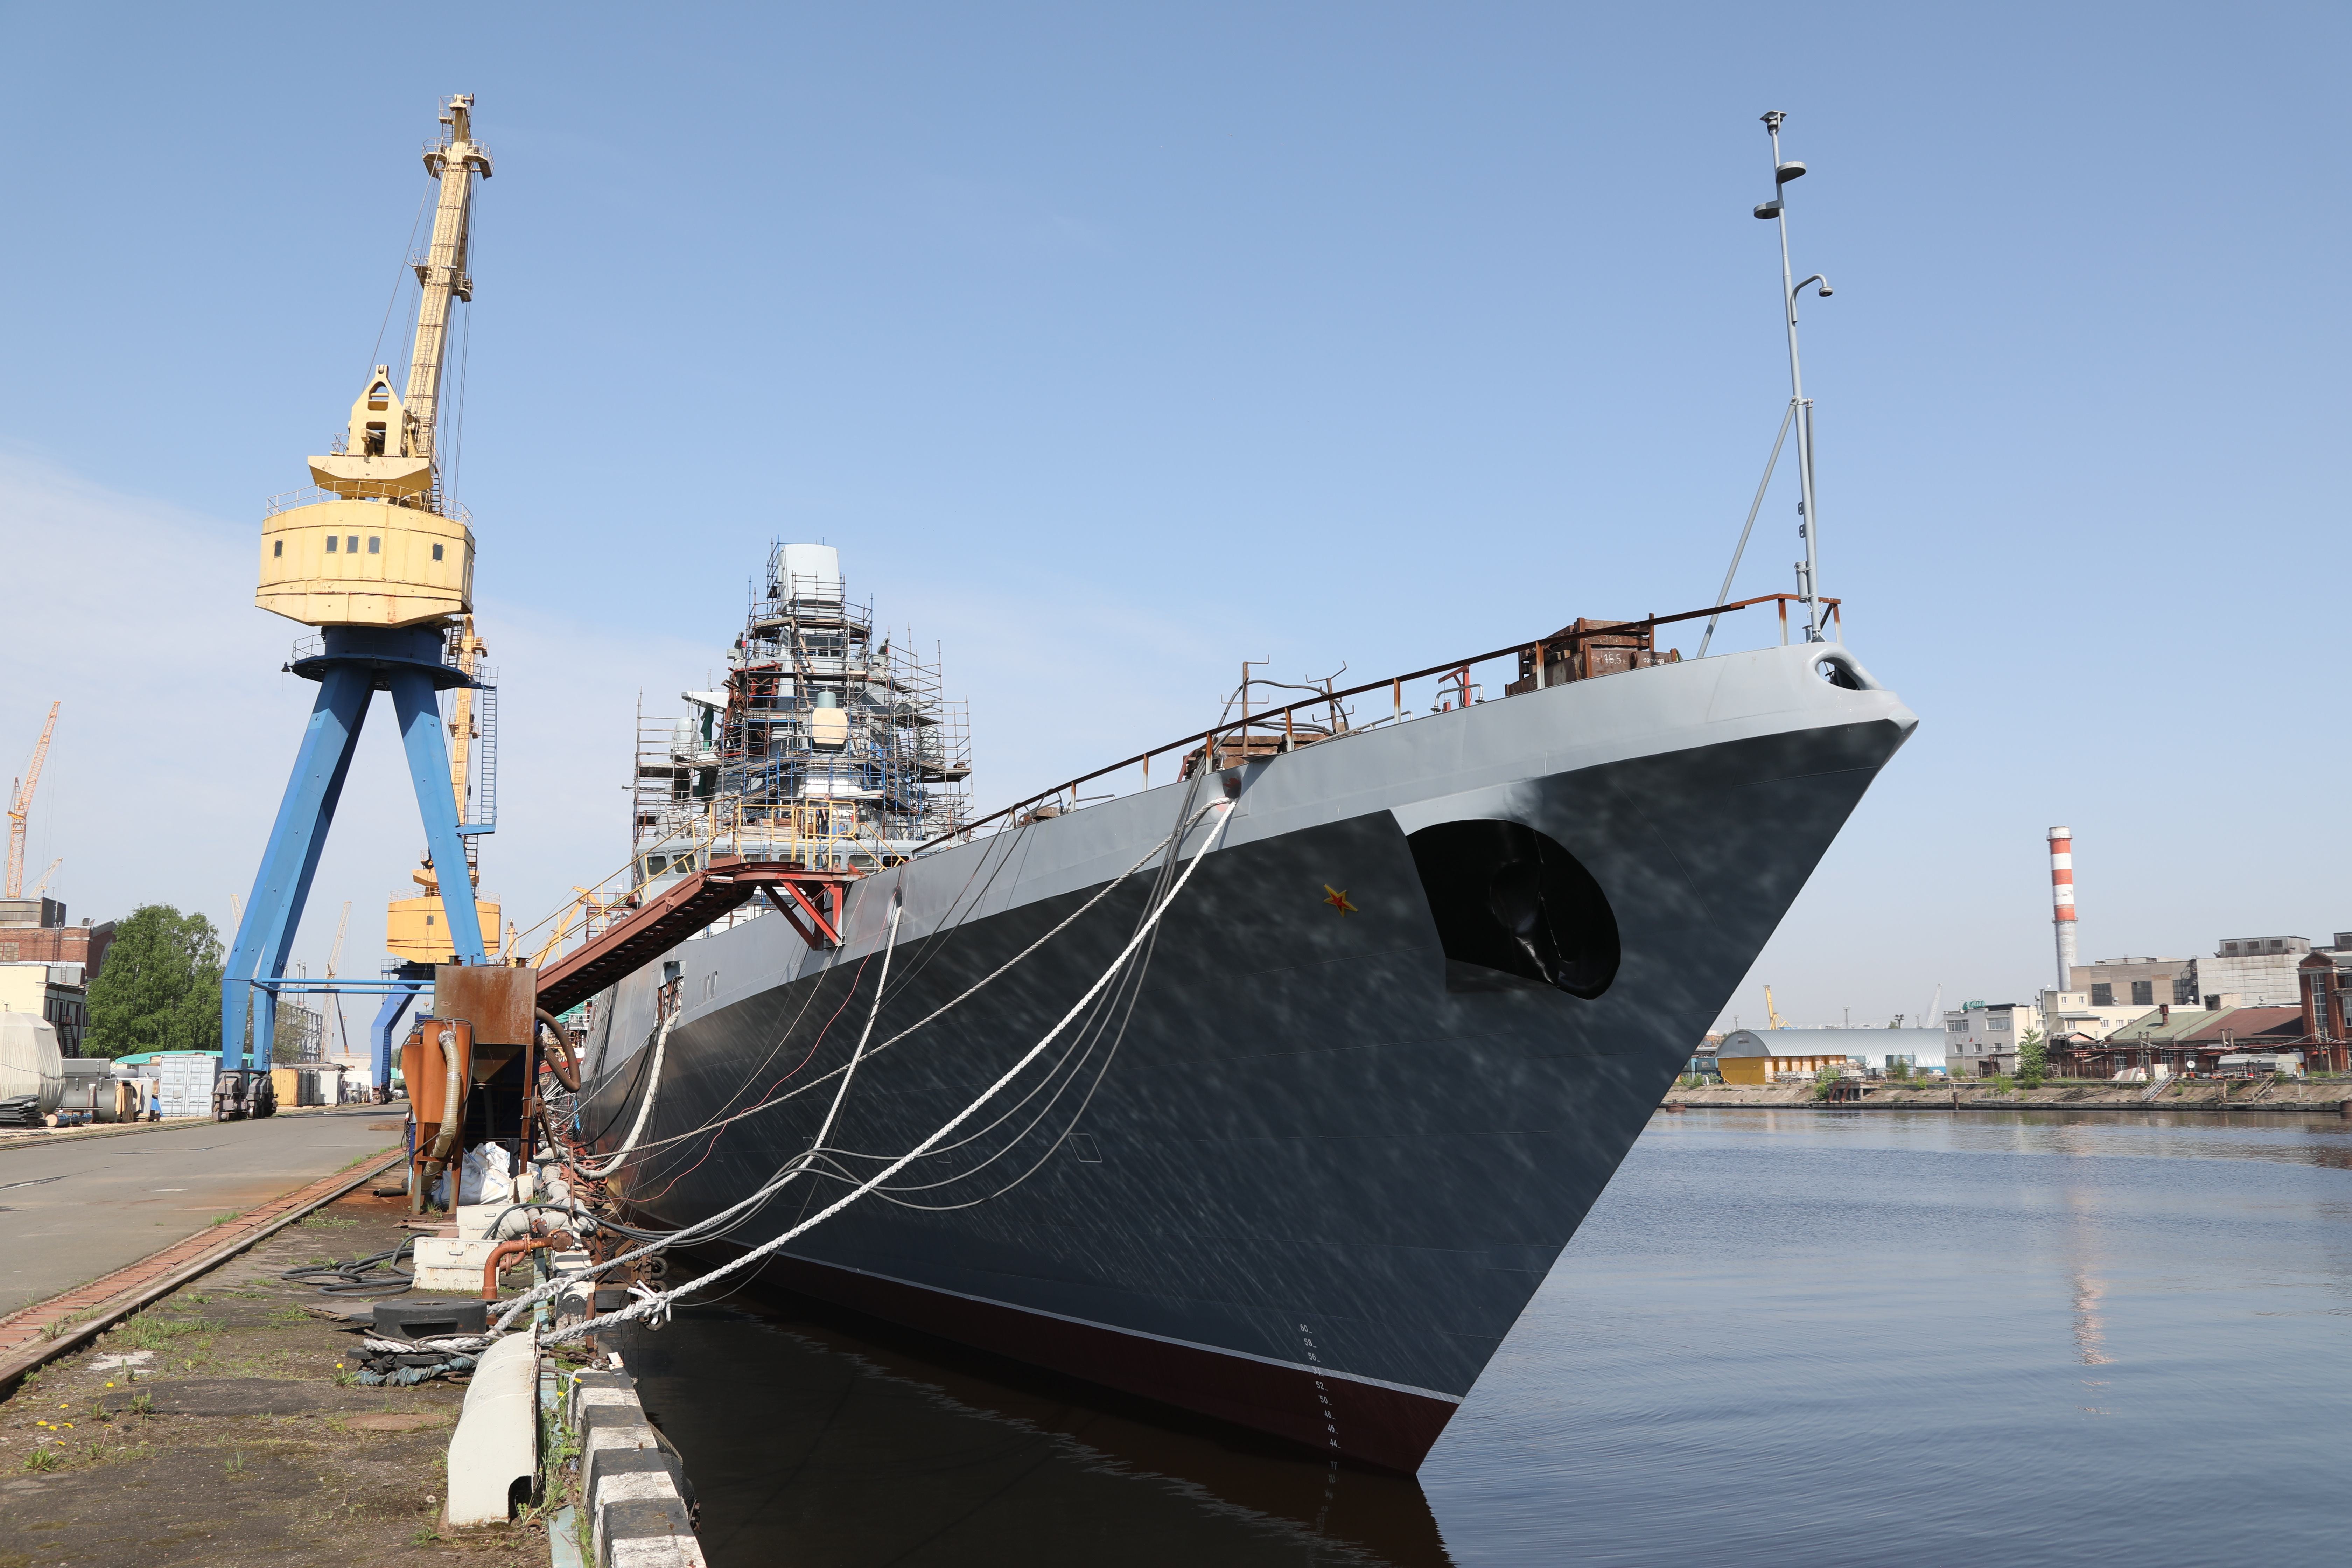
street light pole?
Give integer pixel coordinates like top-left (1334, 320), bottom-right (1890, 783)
top-left (1756, 111), bottom-right (1832, 642)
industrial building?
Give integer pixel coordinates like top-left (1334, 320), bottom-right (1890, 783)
top-left (2059, 937), bottom-right (2350, 1014)
top-left (2036, 989), bottom-right (2155, 1046)
top-left (0, 961), bottom-right (88, 1058)
top-left (2064, 955), bottom-right (2199, 1011)
top-left (1942, 1000), bottom-right (2040, 1076)
top-left (1715, 1028), bottom-right (1944, 1084)
top-left (2051, 1006), bottom-right (2312, 1079)
top-left (2193, 935), bottom-right (2333, 1009)
top-left (0, 898), bottom-right (113, 974)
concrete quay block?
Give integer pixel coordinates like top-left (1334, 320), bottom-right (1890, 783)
top-left (606, 1527), bottom-right (708, 1568)
top-left (566, 1359), bottom-right (703, 1568)
top-left (581, 1419), bottom-right (663, 1500)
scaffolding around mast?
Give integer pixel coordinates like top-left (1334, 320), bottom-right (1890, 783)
top-left (625, 542), bottom-right (969, 899)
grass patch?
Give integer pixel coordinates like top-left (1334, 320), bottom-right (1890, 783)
top-left (20, 1449), bottom-right (60, 1473)
top-left (300, 1211), bottom-right (358, 1229)
top-left (208, 1211), bottom-right (241, 1227)
top-left (109, 1311), bottom-right (223, 1351)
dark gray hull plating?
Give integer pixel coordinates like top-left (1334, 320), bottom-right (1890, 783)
top-left (580, 644), bottom-right (1916, 1469)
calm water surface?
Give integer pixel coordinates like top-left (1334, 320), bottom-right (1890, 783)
top-left (623, 1110), bottom-right (2352, 1566)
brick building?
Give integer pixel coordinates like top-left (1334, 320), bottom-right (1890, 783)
top-left (0, 898), bottom-right (114, 978)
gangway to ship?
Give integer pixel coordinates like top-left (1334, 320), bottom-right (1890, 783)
top-left (536, 858), bottom-right (860, 1015)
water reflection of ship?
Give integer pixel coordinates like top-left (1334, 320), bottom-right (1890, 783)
top-left (2061, 1181), bottom-right (2115, 1370)
top-left (619, 1283), bottom-right (1454, 1567)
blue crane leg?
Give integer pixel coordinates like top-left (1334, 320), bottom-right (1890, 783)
top-left (390, 671), bottom-right (489, 965)
top-left (221, 665), bottom-right (373, 1070)
top-left (371, 986), bottom-right (420, 1089)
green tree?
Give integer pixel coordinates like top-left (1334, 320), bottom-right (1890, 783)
top-left (2017, 1028), bottom-right (2048, 1090)
top-left (84, 905), bottom-right (224, 1058)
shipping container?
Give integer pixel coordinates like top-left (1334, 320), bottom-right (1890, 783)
top-left (157, 1052), bottom-right (218, 1119)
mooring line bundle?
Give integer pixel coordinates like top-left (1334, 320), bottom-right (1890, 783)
top-left (491, 796), bottom-right (1234, 1340)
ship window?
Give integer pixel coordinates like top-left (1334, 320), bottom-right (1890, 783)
top-left (1407, 819), bottom-right (1619, 999)
top-left (432, 543), bottom-right (445, 561)
top-left (326, 535), bottom-right (338, 553)
top-left (347, 536), bottom-right (360, 553)
top-left (368, 536), bottom-right (380, 553)
top-left (273, 540), bottom-right (283, 557)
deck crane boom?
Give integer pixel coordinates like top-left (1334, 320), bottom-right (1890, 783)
top-left (6, 701), bottom-right (61, 900)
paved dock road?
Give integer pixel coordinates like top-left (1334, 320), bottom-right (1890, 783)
top-left (0, 1111), bottom-right (400, 1318)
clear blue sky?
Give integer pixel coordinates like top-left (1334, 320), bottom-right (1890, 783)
top-left (4, 2), bottom-right (2344, 1030)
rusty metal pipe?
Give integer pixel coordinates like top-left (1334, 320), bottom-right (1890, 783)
top-left (536, 1008), bottom-right (581, 1093)
top-left (481, 1228), bottom-right (576, 1300)
top-left (415, 1024), bottom-right (466, 1213)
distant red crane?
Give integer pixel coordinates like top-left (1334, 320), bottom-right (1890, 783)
top-left (6, 701), bottom-right (60, 900)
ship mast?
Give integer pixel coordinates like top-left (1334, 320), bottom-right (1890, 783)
top-left (403, 95), bottom-right (492, 482)
top-left (1756, 111), bottom-right (1831, 643)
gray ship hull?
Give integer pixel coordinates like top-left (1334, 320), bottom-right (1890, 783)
top-left (579, 642), bottom-right (1916, 1470)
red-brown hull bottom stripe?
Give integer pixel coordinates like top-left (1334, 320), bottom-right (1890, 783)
top-left (709, 1244), bottom-right (1461, 1473)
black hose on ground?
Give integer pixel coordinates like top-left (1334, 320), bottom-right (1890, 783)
top-left (281, 1237), bottom-right (417, 1297)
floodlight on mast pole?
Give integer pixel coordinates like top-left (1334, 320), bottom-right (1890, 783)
top-left (1756, 110), bottom-right (1832, 642)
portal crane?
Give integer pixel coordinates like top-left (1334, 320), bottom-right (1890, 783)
top-left (225, 96), bottom-right (498, 1111)
top-left (1764, 985), bottom-right (1788, 1030)
top-left (6, 701), bottom-right (60, 900)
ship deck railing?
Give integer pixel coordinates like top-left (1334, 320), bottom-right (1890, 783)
top-left (913, 591), bottom-right (1841, 855)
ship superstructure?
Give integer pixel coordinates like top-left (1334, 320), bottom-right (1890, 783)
top-left (627, 544), bottom-right (968, 892)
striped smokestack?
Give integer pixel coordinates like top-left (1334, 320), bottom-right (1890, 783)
top-left (2048, 826), bottom-right (2078, 991)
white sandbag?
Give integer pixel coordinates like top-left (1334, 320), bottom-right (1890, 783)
top-left (434, 1142), bottom-right (515, 1208)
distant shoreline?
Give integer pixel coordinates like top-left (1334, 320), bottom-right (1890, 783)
top-left (1661, 1080), bottom-right (2352, 1115)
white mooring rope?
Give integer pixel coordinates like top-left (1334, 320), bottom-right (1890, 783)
top-left (513, 798), bottom-right (1235, 1343)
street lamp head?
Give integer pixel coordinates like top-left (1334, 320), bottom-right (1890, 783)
top-left (1754, 199), bottom-right (1784, 220)
top-left (1761, 110), bottom-right (1786, 133)
top-left (1815, 281), bottom-right (1833, 297)
top-left (1776, 160), bottom-right (1807, 184)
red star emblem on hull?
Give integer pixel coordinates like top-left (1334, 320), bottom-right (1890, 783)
top-left (1323, 885), bottom-right (1357, 916)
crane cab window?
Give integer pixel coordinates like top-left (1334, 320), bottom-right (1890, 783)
top-left (432, 544), bottom-right (444, 561)
top-left (368, 536), bottom-right (380, 553)
top-left (346, 536), bottom-right (360, 553)
top-left (325, 535), bottom-right (338, 552)
top-left (273, 540), bottom-right (283, 557)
